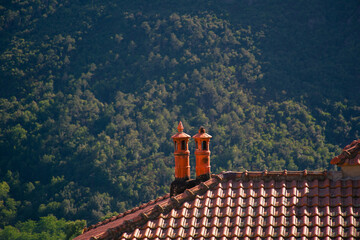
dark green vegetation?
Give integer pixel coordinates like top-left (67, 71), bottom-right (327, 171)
top-left (1, 0), bottom-right (359, 238)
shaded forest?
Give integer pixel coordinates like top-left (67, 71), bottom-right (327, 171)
top-left (0, 0), bottom-right (359, 238)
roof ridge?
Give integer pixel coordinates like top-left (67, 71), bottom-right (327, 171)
top-left (221, 170), bottom-right (328, 179)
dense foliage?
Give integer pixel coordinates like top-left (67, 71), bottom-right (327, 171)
top-left (0, 0), bottom-right (359, 238)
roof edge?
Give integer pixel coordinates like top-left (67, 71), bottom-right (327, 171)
top-left (82, 193), bottom-right (170, 235)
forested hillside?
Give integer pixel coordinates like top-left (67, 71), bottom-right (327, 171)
top-left (0, 0), bottom-right (359, 238)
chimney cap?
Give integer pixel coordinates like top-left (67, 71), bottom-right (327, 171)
top-left (193, 126), bottom-right (212, 139)
top-left (172, 121), bottom-right (191, 139)
top-left (177, 121), bottom-right (184, 132)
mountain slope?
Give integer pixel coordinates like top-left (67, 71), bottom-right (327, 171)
top-left (0, 0), bottom-right (359, 238)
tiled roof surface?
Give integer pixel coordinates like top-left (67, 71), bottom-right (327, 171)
top-left (75, 170), bottom-right (360, 240)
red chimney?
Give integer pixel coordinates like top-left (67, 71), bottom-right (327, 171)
top-left (193, 127), bottom-right (212, 181)
top-left (171, 121), bottom-right (191, 180)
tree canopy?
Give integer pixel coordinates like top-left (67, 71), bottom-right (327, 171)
top-left (0, 0), bottom-right (359, 238)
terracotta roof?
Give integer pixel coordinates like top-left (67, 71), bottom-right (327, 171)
top-left (331, 139), bottom-right (360, 166)
top-left (74, 170), bottom-right (360, 239)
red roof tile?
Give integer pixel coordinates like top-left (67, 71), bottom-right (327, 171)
top-left (74, 171), bottom-right (360, 240)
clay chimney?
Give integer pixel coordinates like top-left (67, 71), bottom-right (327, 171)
top-left (331, 139), bottom-right (360, 178)
top-left (171, 121), bottom-right (191, 180)
top-left (192, 127), bottom-right (212, 181)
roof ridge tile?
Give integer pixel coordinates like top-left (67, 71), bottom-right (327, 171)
top-left (83, 193), bottom-right (170, 233)
top-left (200, 181), bottom-right (210, 190)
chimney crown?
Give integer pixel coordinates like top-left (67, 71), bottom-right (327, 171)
top-left (172, 121), bottom-right (190, 139)
top-left (192, 127), bottom-right (212, 139)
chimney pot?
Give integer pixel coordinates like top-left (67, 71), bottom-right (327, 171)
top-left (193, 127), bottom-right (212, 180)
top-left (171, 121), bottom-right (191, 180)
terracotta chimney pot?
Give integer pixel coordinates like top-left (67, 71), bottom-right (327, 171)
top-left (193, 127), bottom-right (212, 180)
top-left (171, 121), bottom-right (191, 180)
